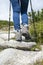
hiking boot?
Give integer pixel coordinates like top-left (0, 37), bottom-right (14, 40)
top-left (15, 30), bottom-right (22, 41)
top-left (21, 24), bottom-right (32, 41)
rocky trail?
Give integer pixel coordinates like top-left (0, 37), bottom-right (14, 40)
top-left (0, 30), bottom-right (43, 65)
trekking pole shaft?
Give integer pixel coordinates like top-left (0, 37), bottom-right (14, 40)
top-left (8, 1), bottom-right (11, 41)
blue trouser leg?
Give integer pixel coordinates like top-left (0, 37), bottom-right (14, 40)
top-left (10, 0), bottom-right (29, 30)
top-left (13, 12), bottom-right (20, 30)
top-left (21, 0), bottom-right (29, 25)
top-left (10, 0), bottom-right (20, 30)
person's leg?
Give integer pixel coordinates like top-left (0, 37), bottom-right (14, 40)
top-left (13, 12), bottom-right (20, 30)
top-left (21, 0), bottom-right (32, 41)
top-left (10, 0), bottom-right (20, 30)
top-left (10, 0), bottom-right (22, 41)
top-left (21, 0), bottom-right (29, 25)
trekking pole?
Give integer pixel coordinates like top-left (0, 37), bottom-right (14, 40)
top-left (30, 0), bottom-right (37, 42)
top-left (8, 1), bottom-right (11, 41)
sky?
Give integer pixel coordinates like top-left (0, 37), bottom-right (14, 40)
top-left (0, 0), bottom-right (43, 21)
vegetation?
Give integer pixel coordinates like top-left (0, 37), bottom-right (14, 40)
top-left (34, 60), bottom-right (43, 65)
top-left (29, 20), bottom-right (43, 44)
top-left (0, 20), bottom-right (13, 29)
top-left (28, 9), bottom-right (43, 44)
top-left (28, 9), bottom-right (43, 22)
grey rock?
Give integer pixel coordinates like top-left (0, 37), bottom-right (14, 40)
top-left (0, 40), bottom-right (36, 50)
top-left (0, 48), bottom-right (43, 65)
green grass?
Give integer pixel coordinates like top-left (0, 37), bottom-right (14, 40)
top-left (0, 47), bottom-right (5, 52)
top-left (34, 60), bottom-right (43, 65)
top-left (0, 20), bottom-right (13, 29)
top-left (29, 20), bottom-right (43, 44)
